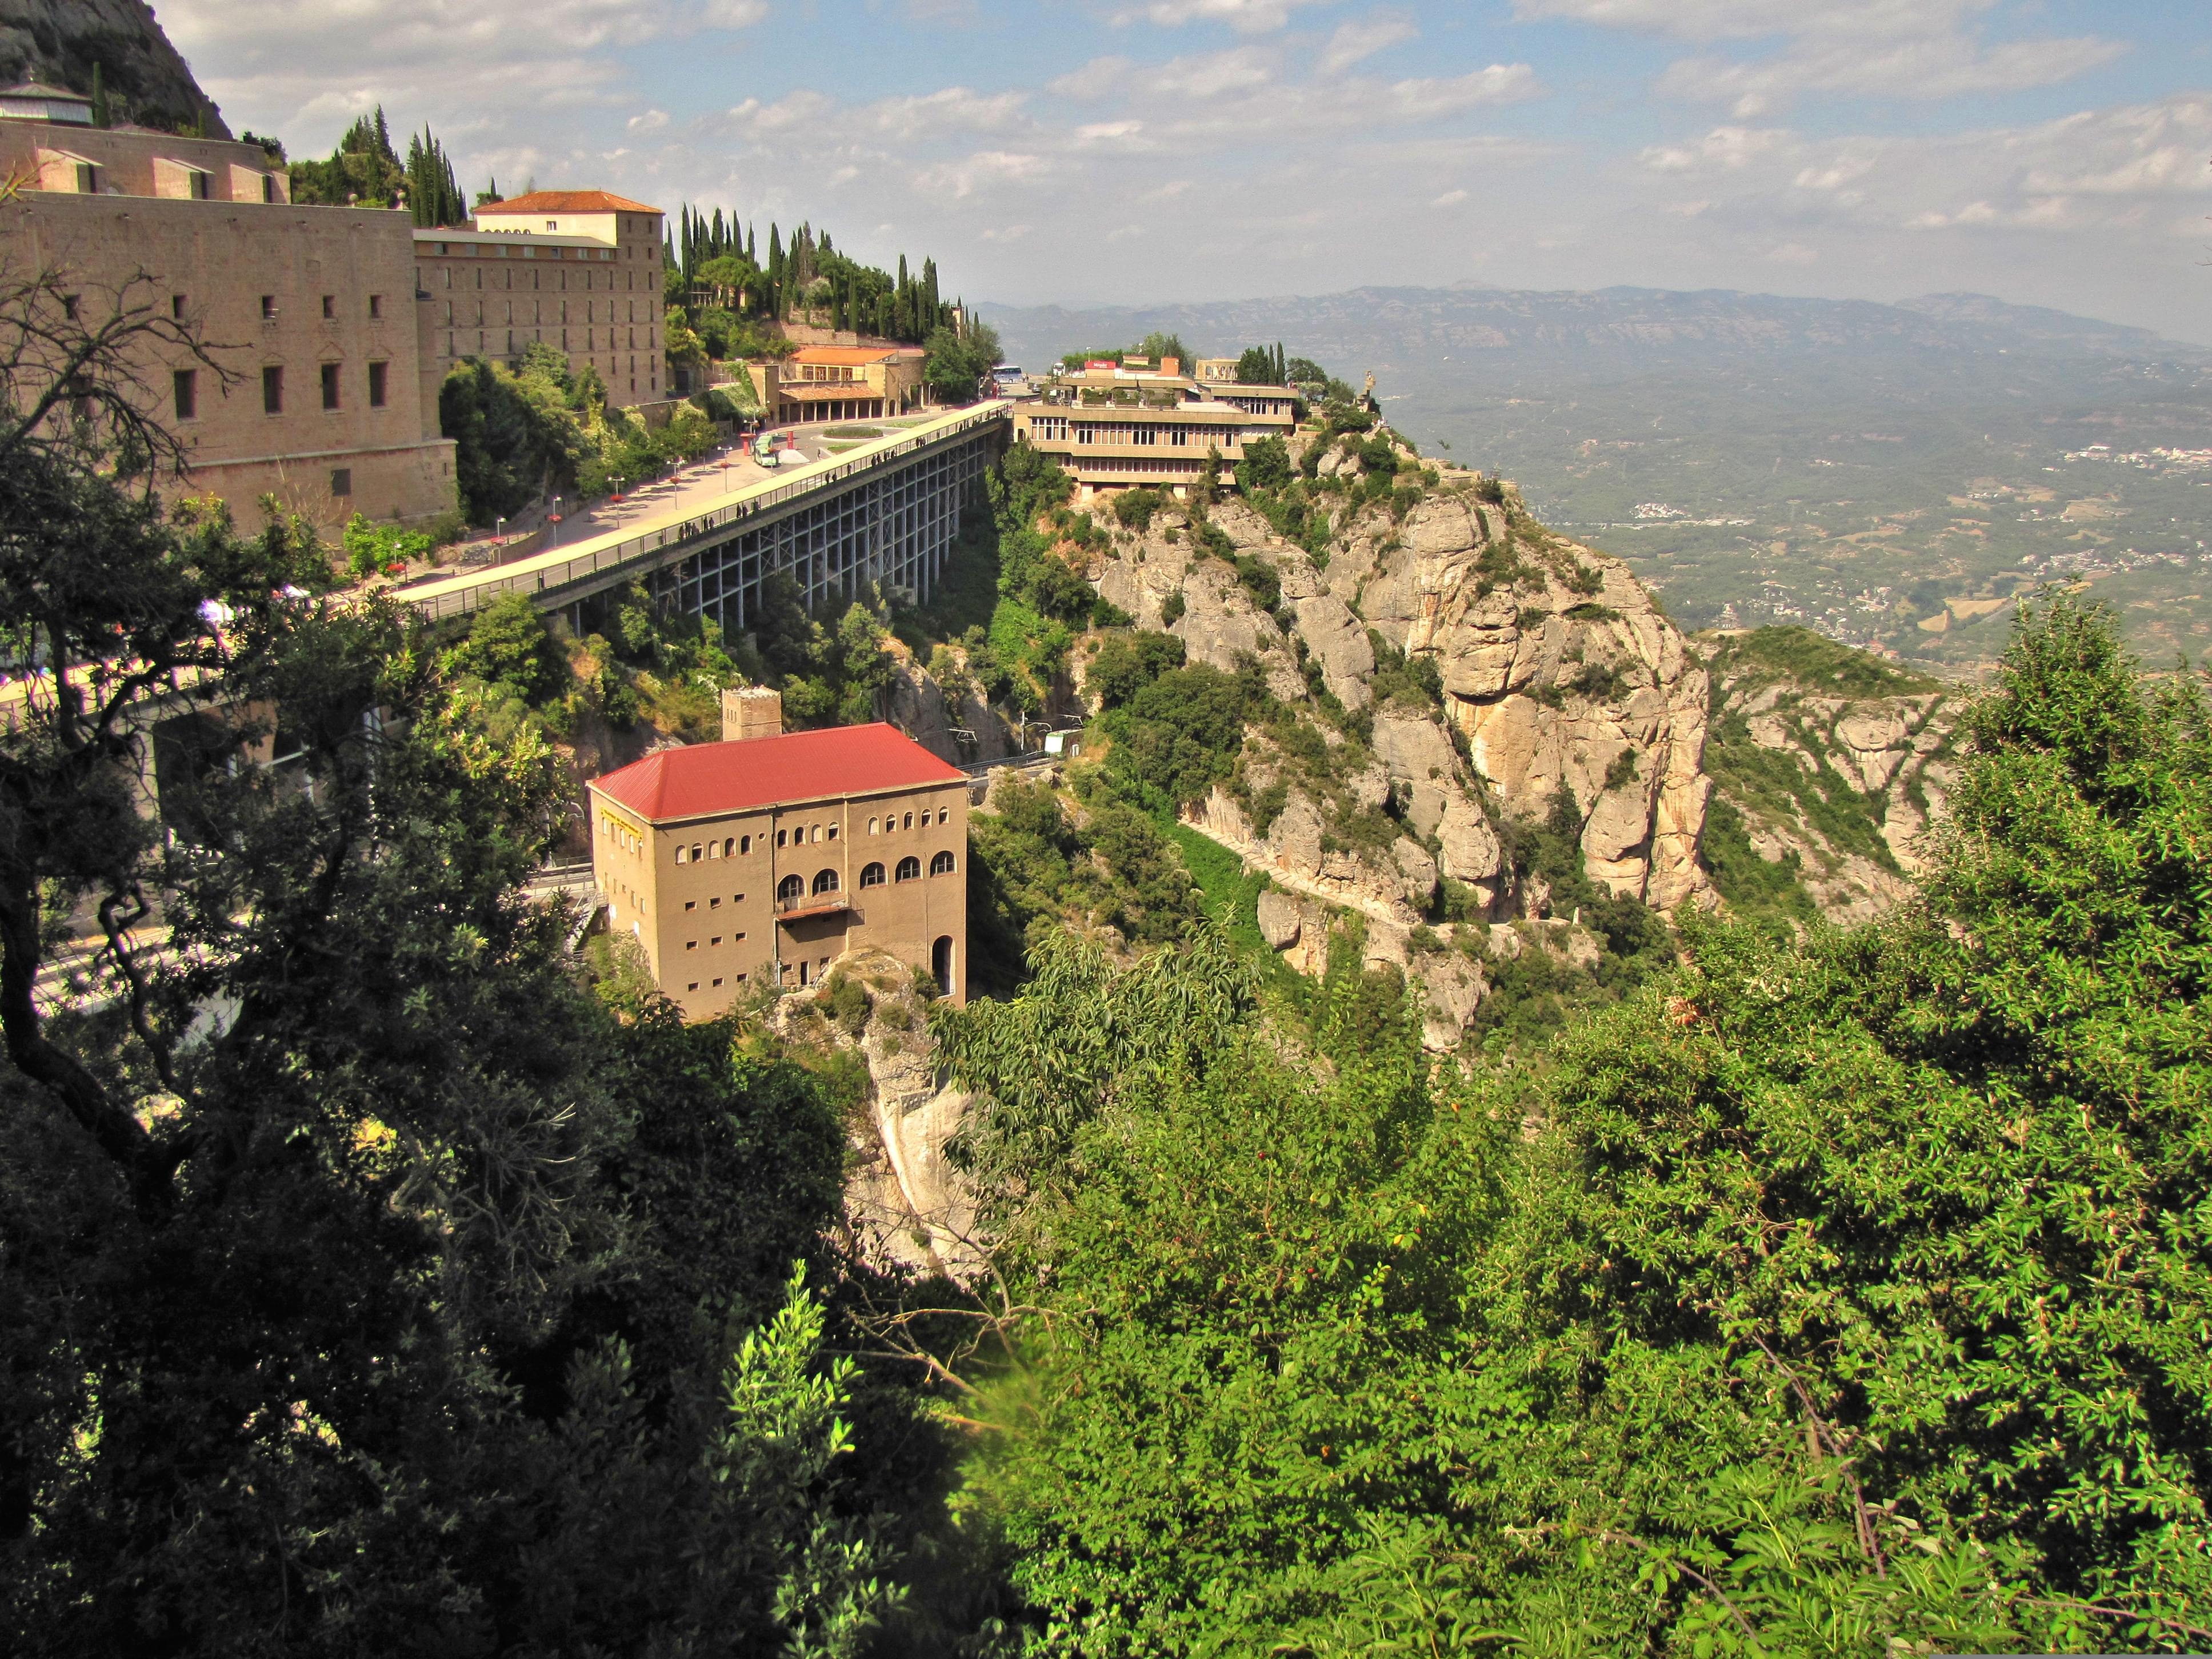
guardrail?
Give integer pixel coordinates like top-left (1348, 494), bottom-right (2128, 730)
top-left (401, 402), bottom-right (1011, 624)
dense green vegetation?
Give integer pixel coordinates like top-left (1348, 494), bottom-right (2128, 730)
top-left (921, 596), bottom-right (2212, 1654)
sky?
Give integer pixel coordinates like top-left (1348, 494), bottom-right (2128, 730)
top-left (161, 0), bottom-right (2212, 342)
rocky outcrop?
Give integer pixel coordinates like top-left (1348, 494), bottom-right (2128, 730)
top-left (1702, 636), bottom-right (1958, 921)
top-left (1331, 479), bottom-right (1713, 908)
top-left (0, 0), bottom-right (229, 136)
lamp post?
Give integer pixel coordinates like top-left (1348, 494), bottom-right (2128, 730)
top-left (548, 496), bottom-right (563, 547)
top-left (494, 516), bottom-right (506, 559)
top-left (611, 477), bottom-right (625, 527)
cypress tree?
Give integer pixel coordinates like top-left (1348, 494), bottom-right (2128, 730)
top-left (89, 64), bottom-right (109, 129)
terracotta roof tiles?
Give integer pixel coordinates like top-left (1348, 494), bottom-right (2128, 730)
top-left (589, 724), bottom-right (964, 822)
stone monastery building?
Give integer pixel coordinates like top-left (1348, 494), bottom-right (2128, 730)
top-left (589, 692), bottom-right (970, 1019)
top-left (0, 84), bottom-right (666, 528)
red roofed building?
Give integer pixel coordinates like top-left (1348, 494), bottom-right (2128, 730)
top-left (587, 692), bottom-right (970, 1015)
top-left (414, 185), bottom-right (668, 406)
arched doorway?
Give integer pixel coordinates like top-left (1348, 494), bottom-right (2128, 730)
top-left (931, 935), bottom-right (955, 999)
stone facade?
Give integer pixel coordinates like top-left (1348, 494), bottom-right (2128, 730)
top-left (411, 190), bottom-right (667, 411)
top-left (0, 118), bottom-right (458, 528)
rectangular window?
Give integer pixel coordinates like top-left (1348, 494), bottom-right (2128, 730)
top-left (320, 363), bottom-right (341, 410)
top-left (330, 468), bottom-right (351, 497)
top-left (262, 365), bottom-right (283, 414)
top-left (369, 294), bottom-right (383, 319)
top-left (321, 295), bottom-right (335, 320)
top-left (368, 361), bottom-right (388, 408)
top-left (172, 369), bottom-right (197, 420)
top-left (170, 294), bottom-right (186, 320)
top-left (262, 174), bottom-right (277, 203)
top-left (261, 295), bottom-right (277, 320)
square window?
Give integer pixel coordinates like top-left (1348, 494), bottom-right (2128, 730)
top-left (735, 931), bottom-right (746, 941)
top-left (734, 895), bottom-right (744, 904)
top-left (261, 366), bottom-right (283, 414)
top-left (686, 940), bottom-right (697, 951)
top-left (321, 295), bottom-right (335, 320)
top-left (320, 363), bottom-right (341, 410)
top-left (711, 936), bottom-right (721, 946)
top-left (712, 977), bottom-right (723, 988)
top-left (687, 983), bottom-right (698, 992)
top-left (172, 369), bottom-right (196, 421)
top-left (368, 361), bottom-right (388, 408)
top-left (329, 468), bottom-right (351, 498)
top-left (737, 972), bottom-right (748, 984)
top-left (260, 295), bottom-right (277, 320)
top-left (684, 900), bottom-right (697, 911)
top-left (709, 896), bottom-right (721, 908)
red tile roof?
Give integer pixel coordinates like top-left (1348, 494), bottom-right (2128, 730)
top-left (589, 724), bottom-right (964, 822)
top-left (477, 190), bottom-right (663, 217)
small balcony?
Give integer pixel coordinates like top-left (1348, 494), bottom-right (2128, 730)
top-left (776, 891), bottom-right (859, 923)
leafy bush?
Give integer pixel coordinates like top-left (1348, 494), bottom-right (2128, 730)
top-left (1111, 487), bottom-right (1164, 532)
top-left (342, 512), bottom-right (433, 578)
top-left (1087, 630), bottom-right (1187, 710)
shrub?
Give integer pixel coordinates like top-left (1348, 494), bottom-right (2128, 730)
top-left (1113, 488), bottom-right (1165, 532)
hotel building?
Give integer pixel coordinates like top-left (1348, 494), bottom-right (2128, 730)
top-left (1007, 355), bottom-right (1302, 498)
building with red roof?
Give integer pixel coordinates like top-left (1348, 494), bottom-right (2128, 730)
top-left (587, 692), bottom-right (970, 1015)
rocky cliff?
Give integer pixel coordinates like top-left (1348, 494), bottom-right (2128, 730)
top-left (0, 0), bottom-right (229, 137)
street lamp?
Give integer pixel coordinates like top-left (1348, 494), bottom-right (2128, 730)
top-left (549, 496), bottom-right (563, 546)
top-left (611, 478), bottom-right (625, 526)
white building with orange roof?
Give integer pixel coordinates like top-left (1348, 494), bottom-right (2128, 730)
top-left (748, 343), bottom-right (928, 426)
top-left (411, 188), bottom-right (668, 407)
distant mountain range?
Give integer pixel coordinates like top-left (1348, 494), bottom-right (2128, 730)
top-left (980, 285), bottom-right (2202, 387)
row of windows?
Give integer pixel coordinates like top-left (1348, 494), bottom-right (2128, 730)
top-left (772, 852), bottom-right (954, 901)
top-left (421, 241), bottom-right (619, 262)
top-left (870, 807), bottom-right (950, 833)
top-left (442, 296), bottom-right (649, 326)
top-left (223, 362), bottom-right (389, 419)
top-left (421, 258), bottom-right (647, 286)
top-left (256, 293), bottom-right (382, 322)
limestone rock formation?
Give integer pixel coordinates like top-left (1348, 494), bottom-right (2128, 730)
top-left (0, 0), bottom-right (229, 137)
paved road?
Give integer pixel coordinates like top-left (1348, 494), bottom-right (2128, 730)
top-left (526, 417), bottom-right (930, 555)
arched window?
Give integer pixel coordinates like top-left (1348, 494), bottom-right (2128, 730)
top-left (812, 868), bottom-right (839, 895)
top-left (930, 850), bottom-right (956, 876)
top-left (903, 811), bottom-right (914, 830)
top-left (690, 844), bottom-right (703, 861)
top-left (868, 816), bottom-right (879, 834)
top-left (740, 835), bottom-right (751, 854)
top-left (777, 828), bottom-right (788, 848)
top-left (777, 873), bottom-right (803, 904)
top-left (723, 837), bottom-right (734, 857)
top-left (938, 807), bottom-right (950, 826)
top-left (895, 856), bottom-right (921, 883)
top-left (674, 845), bottom-right (687, 864)
top-left (826, 823), bottom-right (839, 841)
top-left (707, 840), bottom-right (721, 859)
top-left (860, 861), bottom-right (886, 888)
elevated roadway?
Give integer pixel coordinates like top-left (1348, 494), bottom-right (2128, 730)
top-left (398, 402), bottom-right (1010, 633)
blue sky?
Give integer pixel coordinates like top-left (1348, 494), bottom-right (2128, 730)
top-left (165, 1), bottom-right (2212, 340)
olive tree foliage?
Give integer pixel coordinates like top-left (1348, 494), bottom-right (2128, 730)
top-left (0, 272), bottom-right (923, 1654)
top-left (926, 599), bottom-right (2212, 1656)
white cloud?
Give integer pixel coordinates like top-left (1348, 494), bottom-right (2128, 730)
top-left (627, 108), bottom-right (669, 132)
top-left (1658, 34), bottom-right (2125, 107)
top-left (1511, 0), bottom-right (1994, 45)
top-left (1431, 187), bottom-right (1469, 207)
top-left (164, 0), bottom-right (769, 149)
top-left (1640, 125), bottom-right (1790, 171)
top-left (1319, 11), bottom-right (1418, 77)
top-left (721, 90), bottom-right (834, 135)
top-left (913, 149), bottom-right (1054, 198)
top-left (866, 86), bottom-right (1031, 140)
top-left (1107, 0), bottom-right (1328, 33)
